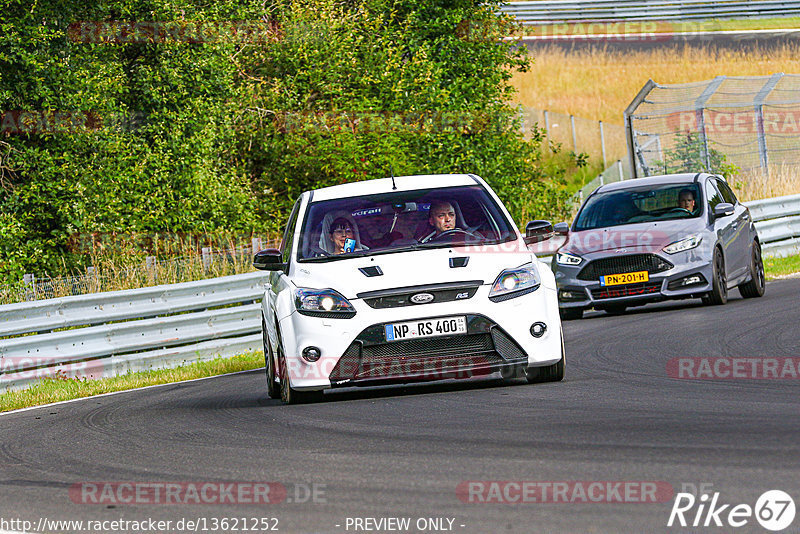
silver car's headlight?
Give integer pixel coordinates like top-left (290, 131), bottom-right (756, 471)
top-left (295, 288), bottom-right (356, 318)
top-left (556, 252), bottom-right (583, 266)
top-left (663, 235), bottom-right (702, 255)
top-left (489, 263), bottom-right (541, 302)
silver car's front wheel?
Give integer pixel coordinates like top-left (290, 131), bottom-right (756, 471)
top-left (702, 247), bottom-right (728, 306)
top-left (739, 241), bottom-right (765, 298)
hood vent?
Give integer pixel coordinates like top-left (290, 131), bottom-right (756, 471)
top-left (358, 266), bottom-right (384, 277)
top-left (449, 257), bottom-right (469, 268)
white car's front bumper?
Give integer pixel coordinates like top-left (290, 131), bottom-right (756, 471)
top-left (278, 283), bottom-right (562, 390)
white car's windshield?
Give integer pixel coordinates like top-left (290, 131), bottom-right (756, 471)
top-left (574, 183), bottom-right (703, 231)
top-left (298, 185), bottom-right (517, 261)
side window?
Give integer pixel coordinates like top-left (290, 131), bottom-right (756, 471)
top-left (715, 179), bottom-right (738, 205)
top-left (705, 180), bottom-right (723, 211)
top-left (281, 197), bottom-right (302, 264)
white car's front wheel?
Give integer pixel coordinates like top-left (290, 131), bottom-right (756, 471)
top-left (276, 327), bottom-right (323, 405)
top-left (262, 317), bottom-right (281, 400)
top-left (525, 333), bottom-right (565, 384)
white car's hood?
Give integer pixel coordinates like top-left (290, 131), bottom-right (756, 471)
top-left (291, 246), bottom-right (536, 299)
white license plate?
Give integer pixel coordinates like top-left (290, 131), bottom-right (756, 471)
top-left (384, 316), bottom-right (467, 342)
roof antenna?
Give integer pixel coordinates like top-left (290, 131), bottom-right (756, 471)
top-left (390, 164), bottom-right (397, 190)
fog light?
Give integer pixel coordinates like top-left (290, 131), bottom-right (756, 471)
top-left (302, 346), bottom-right (321, 362)
top-left (559, 289), bottom-right (584, 302)
top-left (530, 322), bottom-right (547, 338)
top-left (667, 273), bottom-right (707, 291)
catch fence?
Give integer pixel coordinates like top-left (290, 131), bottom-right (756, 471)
top-left (625, 74), bottom-right (800, 179)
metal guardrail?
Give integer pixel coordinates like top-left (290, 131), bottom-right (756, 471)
top-left (501, 0), bottom-right (800, 23)
top-left (746, 193), bottom-right (800, 257)
top-left (0, 272), bottom-right (268, 392)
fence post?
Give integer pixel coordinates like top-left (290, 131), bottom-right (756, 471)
top-left (23, 273), bottom-right (35, 301)
top-left (145, 256), bottom-right (156, 283)
top-left (617, 160), bottom-right (624, 181)
top-left (251, 237), bottom-right (262, 253)
top-left (543, 110), bottom-right (550, 142)
top-left (753, 73), bottom-right (783, 180)
top-left (202, 247), bottom-right (213, 271)
top-left (599, 120), bottom-right (607, 168)
top-left (570, 115), bottom-right (577, 152)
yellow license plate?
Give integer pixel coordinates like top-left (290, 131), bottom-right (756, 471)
top-left (600, 271), bottom-right (649, 286)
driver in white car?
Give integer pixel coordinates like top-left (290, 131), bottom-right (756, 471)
top-left (420, 200), bottom-right (458, 243)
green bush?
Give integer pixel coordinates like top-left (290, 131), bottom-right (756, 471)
top-left (0, 0), bottom-right (571, 284)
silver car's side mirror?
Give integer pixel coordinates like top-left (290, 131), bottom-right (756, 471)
top-left (712, 202), bottom-right (735, 219)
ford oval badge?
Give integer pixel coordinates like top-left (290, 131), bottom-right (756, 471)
top-left (410, 292), bottom-right (434, 304)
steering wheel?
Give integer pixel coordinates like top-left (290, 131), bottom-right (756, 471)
top-left (667, 207), bottom-right (693, 215)
top-left (425, 228), bottom-right (479, 243)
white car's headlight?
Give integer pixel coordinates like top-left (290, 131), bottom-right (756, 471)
top-left (663, 235), bottom-right (702, 255)
top-left (295, 288), bottom-right (356, 318)
top-left (556, 252), bottom-right (583, 266)
top-left (489, 263), bottom-right (541, 302)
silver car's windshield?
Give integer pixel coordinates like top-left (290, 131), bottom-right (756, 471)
top-left (297, 185), bottom-right (517, 262)
top-left (574, 183), bottom-right (703, 231)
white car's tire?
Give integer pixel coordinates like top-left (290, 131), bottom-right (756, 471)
top-left (262, 318), bottom-right (281, 400)
top-left (276, 327), bottom-right (323, 405)
top-left (526, 334), bottom-right (565, 384)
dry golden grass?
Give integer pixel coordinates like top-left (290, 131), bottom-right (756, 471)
top-left (511, 44), bottom-right (800, 125)
top-left (0, 234), bottom-right (281, 305)
top-left (733, 164), bottom-right (800, 201)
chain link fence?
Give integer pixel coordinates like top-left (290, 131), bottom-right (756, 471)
top-left (519, 107), bottom-right (633, 203)
top-left (625, 74), bottom-right (800, 179)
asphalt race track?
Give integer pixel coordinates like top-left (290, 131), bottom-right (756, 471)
top-left (2, 277), bottom-right (800, 533)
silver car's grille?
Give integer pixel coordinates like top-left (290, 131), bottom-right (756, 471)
top-left (577, 254), bottom-right (672, 281)
top-left (591, 281), bottom-right (662, 300)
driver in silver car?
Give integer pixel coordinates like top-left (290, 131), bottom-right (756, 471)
top-left (678, 188), bottom-right (697, 214)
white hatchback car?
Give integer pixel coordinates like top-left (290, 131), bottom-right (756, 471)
top-left (254, 174), bottom-right (564, 403)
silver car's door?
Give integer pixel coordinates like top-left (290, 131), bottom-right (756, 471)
top-left (714, 177), bottom-right (750, 280)
top-left (704, 179), bottom-right (737, 285)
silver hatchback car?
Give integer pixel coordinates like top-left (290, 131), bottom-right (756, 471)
top-left (553, 173), bottom-right (765, 319)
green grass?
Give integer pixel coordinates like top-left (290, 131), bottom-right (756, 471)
top-left (0, 352), bottom-right (264, 413)
top-left (764, 253), bottom-right (800, 280)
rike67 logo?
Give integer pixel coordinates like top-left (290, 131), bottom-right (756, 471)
top-left (668, 489), bottom-right (796, 531)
